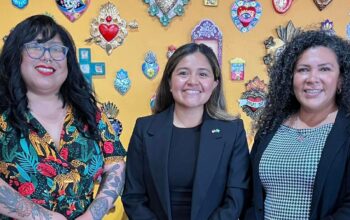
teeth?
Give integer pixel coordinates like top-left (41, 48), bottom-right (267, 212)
top-left (36, 67), bottom-right (54, 73)
top-left (185, 90), bottom-right (200, 94)
top-left (305, 89), bottom-right (321, 94)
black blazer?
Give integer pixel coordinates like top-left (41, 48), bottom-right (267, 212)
top-left (247, 108), bottom-right (350, 220)
top-left (122, 106), bottom-right (250, 220)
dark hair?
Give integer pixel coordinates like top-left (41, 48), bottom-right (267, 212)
top-left (256, 30), bottom-right (350, 135)
top-left (0, 15), bottom-right (100, 139)
top-left (153, 43), bottom-right (235, 120)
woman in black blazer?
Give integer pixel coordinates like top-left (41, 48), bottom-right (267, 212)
top-left (247, 30), bottom-right (350, 220)
top-left (122, 43), bottom-right (250, 220)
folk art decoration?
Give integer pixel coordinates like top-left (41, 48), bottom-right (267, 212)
top-left (114, 69), bottom-right (131, 95)
top-left (203, 0), bottom-right (218, 7)
top-left (167, 45), bottom-right (177, 59)
top-left (78, 48), bottom-right (105, 84)
top-left (313, 0), bottom-right (332, 11)
top-left (231, 0), bottom-right (262, 33)
top-left (191, 19), bottom-right (223, 66)
top-left (272, 0), bottom-right (293, 14)
top-left (55, 0), bottom-right (90, 22)
top-left (321, 19), bottom-right (335, 35)
top-left (263, 21), bottom-right (300, 73)
top-left (142, 51), bottom-right (160, 79)
top-left (143, 0), bottom-right (190, 26)
top-left (150, 94), bottom-right (156, 110)
top-left (12, 0), bottom-right (28, 9)
top-left (86, 2), bottom-right (138, 55)
top-left (347, 23), bottom-right (350, 40)
top-left (230, 58), bottom-right (245, 81)
top-left (101, 102), bottom-right (123, 137)
top-left (239, 76), bottom-right (267, 120)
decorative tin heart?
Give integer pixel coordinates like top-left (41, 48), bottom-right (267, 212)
top-left (239, 76), bottom-right (267, 120)
top-left (272, 0), bottom-right (292, 14)
top-left (98, 24), bottom-right (119, 42)
top-left (114, 69), bottom-right (131, 95)
top-left (144, 0), bottom-right (190, 26)
top-left (55, 0), bottom-right (90, 22)
top-left (231, 0), bottom-right (262, 32)
top-left (12, 0), bottom-right (28, 9)
top-left (155, 0), bottom-right (177, 13)
top-left (142, 51), bottom-right (159, 79)
top-left (314, 0), bottom-right (332, 11)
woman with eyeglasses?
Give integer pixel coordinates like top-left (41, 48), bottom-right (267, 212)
top-left (0, 15), bottom-right (126, 220)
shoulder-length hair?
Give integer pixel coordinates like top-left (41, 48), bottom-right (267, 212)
top-left (0, 15), bottom-right (99, 139)
top-left (153, 43), bottom-right (236, 121)
top-left (256, 30), bottom-right (350, 135)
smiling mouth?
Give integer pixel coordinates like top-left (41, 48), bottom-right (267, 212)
top-left (35, 66), bottom-right (55, 76)
top-left (304, 89), bottom-right (322, 94)
top-left (184, 90), bottom-right (201, 94)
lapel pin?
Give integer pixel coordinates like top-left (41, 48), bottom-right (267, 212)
top-left (211, 129), bottom-right (220, 134)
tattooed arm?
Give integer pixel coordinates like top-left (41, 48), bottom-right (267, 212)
top-left (76, 160), bottom-right (125, 220)
top-left (0, 178), bottom-right (66, 220)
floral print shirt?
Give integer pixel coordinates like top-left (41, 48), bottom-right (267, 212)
top-left (0, 106), bottom-right (126, 219)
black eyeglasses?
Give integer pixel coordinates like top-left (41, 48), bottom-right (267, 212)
top-left (24, 42), bottom-right (69, 61)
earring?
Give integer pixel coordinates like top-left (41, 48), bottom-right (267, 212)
top-left (337, 87), bottom-right (342, 94)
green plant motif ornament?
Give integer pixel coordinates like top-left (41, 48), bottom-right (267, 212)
top-left (143, 0), bottom-right (190, 26)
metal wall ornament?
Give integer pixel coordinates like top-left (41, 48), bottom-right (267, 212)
top-left (314, 0), bottom-right (332, 11)
top-left (230, 58), bottom-right (245, 81)
top-left (347, 23), bottom-right (350, 40)
top-left (101, 102), bottom-right (123, 137)
top-left (142, 51), bottom-right (160, 80)
top-left (191, 19), bottom-right (223, 66)
top-left (144, 0), bottom-right (190, 26)
top-left (321, 19), bottom-right (335, 35)
top-left (272, 0), bottom-right (293, 14)
top-left (231, 0), bottom-right (262, 33)
top-left (114, 69), bottom-right (131, 95)
top-left (55, 0), bottom-right (90, 22)
top-left (12, 0), bottom-right (28, 9)
top-left (78, 48), bottom-right (105, 84)
top-left (86, 2), bottom-right (138, 55)
top-left (263, 21), bottom-right (300, 73)
top-left (167, 45), bottom-right (177, 59)
top-left (204, 0), bottom-right (218, 7)
top-left (239, 76), bottom-right (267, 120)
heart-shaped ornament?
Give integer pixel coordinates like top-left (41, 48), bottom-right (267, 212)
top-left (272, 0), bottom-right (293, 14)
top-left (247, 97), bottom-right (263, 112)
top-left (313, 0), bottom-right (332, 11)
top-left (98, 24), bottom-right (119, 42)
top-left (144, 0), bottom-right (190, 26)
top-left (155, 0), bottom-right (177, 13)
top-left (12, 0), bottom-right (28, 9)
top-left (55, 0), bottom-right (90, 22)
top-left (114, 69), bottom-right (131, 95)
top-left (231, 0), bottom-right (262, 32)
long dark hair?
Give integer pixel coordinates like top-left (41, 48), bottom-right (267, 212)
top-left (153, 43), bottom-right (235, 121)
top-left (0, 15), bottom-right (100, 139)
top-left (256, 30), bottom-right (350, 135)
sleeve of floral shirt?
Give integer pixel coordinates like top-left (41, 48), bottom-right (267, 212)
top-left (98, 112), bottom-right (126, 165)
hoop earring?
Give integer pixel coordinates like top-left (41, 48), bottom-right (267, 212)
top-left (337, 88), bottom-right (342, 94)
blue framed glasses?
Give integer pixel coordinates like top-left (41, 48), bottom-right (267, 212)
top-left (24, 42), bottom-right (69, 61)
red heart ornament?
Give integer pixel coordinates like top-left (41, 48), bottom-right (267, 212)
top-left (237, 6), bottom-right (256, 27)
top-left (98, 24), bottom-right (119, 42)
top-left (247, 97), bottom-right (262, 112)
top-left (272, 0), bottom-right (293, 14)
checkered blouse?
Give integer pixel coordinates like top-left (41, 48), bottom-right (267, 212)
top-left (259, 124), bottom-right (333, 220)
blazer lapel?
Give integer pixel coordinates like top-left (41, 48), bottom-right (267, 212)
top-left (310, 108), bottom-right (350, 218)
top-left (145, 107), bottom-right (173, 219)
top-left (191, 117), bottom-right (224, 220)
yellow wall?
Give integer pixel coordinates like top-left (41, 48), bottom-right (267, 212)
top-left (0, 0), bottom-right (349, 219)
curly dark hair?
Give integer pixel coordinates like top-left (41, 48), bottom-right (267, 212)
top-left (153, 43), bottom-right (235, 121)
top-left (0, 15), bottom-right (100, 139)
top-left (256, 30), bottom-right (350, 135)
